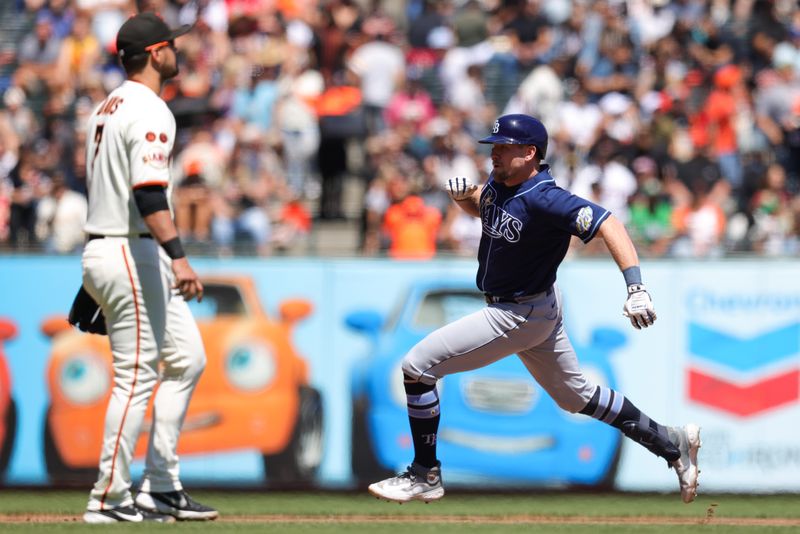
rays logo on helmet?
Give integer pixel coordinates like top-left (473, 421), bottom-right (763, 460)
top-left (492, 120), bottom-right (499, 133)
top-left (576, 206), bottom-right (593, 234)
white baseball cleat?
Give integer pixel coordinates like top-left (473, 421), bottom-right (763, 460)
top-left (83, 505), bottom-right (175, 523)
top-left (668, 424), bottom-right (701, 503)
top-left (368, 462), bottom-right (445, 503)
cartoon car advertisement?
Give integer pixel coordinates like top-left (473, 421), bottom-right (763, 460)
top-left (40, 275), bottom-right (323, 485)
top-left (346, 279), bottom-right (626, 487)
top-left (0, 317), bottom-right (18, 476)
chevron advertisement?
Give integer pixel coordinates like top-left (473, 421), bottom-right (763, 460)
top-left (0, 257), bottom-right (798, 492)
top-left (559, 261), bottom-right (800, 493)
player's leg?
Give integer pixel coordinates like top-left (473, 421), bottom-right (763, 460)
top-left (135, 256), bottom-right (217, 521)
top-left (369, 297), bottom-right (557, 502)
top-left (519, 305), bottom-right (700, 502)
top-left (82, 238), bottom-right (167, 521)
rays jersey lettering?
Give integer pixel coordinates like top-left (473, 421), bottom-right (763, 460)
top-left (476, 165), bottom-right (611, 297)
top-left (480, 187), bottom-right (523, 242)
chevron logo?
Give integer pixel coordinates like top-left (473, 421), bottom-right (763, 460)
top-left (689, 323), bottom-right (800, 371)
top-left (688, 322), bottom-right (800, 416)
top-left (688, 369), bottom-right (800, 416)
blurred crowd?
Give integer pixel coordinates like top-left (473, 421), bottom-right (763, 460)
top-left (1, 0), bottom-right (800, 258)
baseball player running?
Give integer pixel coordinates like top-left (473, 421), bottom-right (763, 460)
top-left (81, 13), bottom-right (217, 523)
top-left (369, 114), bottom-right (700, 504)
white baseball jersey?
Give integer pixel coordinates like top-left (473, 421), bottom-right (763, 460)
top-left (84, 80), bottom-right (175, 236)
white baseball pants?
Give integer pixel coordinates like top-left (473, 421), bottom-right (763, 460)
top-left (81, 236), bottom-right (206, 511)
top-left (402, 284), bottom-right (596, 413)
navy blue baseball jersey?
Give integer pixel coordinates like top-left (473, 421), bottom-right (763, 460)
top-left (476, 164), bottom-right (610, 297)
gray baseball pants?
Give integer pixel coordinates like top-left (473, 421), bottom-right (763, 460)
top-left (402, 284), bottom-right (596, 413)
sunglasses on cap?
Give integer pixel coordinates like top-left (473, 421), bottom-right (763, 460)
top-left (145, 40), bottom-right (176, 52)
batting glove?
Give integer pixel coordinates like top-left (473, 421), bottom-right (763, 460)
top-left (622, 284), bottom-right (657, 330)
top-left (447, 177), bottom-right (478, 201)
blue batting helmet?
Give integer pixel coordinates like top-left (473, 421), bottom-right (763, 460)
top-left (479, 114), bottom-right (548, 159)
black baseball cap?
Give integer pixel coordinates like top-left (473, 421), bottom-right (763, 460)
top-left (116, 12), bottom-right (192, 59)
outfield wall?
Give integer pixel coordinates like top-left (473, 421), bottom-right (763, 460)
top-left (0, 256), bottom-right (797, 492)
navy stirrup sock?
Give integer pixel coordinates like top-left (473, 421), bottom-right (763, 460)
top-left (403, 373), bottom-right (440, 469)
top-left (580, 386), bottom-right (679, 462)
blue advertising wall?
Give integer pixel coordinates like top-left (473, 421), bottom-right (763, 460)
top-left (0, 255), bottom-right (477, 486)
top-left (1, 256), bottom-right (800, 492)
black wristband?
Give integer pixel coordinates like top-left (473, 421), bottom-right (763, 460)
top-left (622, 266), bottom-right (642, 286)
top-left (161, 237), bottom-right (186, 260)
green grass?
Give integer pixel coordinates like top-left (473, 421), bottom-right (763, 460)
top-left (0, 490), bottom-right (797, 533)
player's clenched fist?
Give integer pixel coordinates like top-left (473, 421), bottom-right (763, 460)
top-left (623, 284), bottom-right (657, 329)
top-left (172, 257), bottom-right (204, 302)
top-left (447, 177), bottom-right (478, 201)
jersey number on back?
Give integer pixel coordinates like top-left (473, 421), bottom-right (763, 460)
top-left (90, 96), bottom-right (123, 171)
top-left (91, 124), bottom-right (104, 170)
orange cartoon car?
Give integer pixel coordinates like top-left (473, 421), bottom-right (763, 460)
top-left (40, 276), bottom-right (323, 486)
top-left (0, 317), bottom-right (18, 476)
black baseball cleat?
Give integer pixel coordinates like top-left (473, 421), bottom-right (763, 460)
top-left (135, 489), bottom-right (219, 521)
top-left (83, 504), bottom-right (176, 523)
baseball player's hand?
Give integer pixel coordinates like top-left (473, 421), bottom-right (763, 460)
top-left (171, 258), bottom-right (204, 302)
top-left (446, 177), bottom-right (478, 201)
top-left (622, 284), bottom-right (656, 329)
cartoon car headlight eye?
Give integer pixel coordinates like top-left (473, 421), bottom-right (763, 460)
top-left (564, 364), bottom-right (608, 423)
top-left (389, 362), bottom-right (443, 407)
top-left (59, 354), bottom-right (110, 405)
top-left (225, 341), bottom-right (276, 391)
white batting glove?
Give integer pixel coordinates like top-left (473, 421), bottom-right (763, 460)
top-left (446, 177), bottom-right (478, 201)
top-left (622, 284), bottom-right (657, 330)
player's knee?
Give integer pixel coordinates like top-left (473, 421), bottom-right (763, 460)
top-left (401, 358), bottom-right (437, 387)
top-left (190, 352), bottom-right (207, 377)
top-left (553, 391), bottom-right (588, 414)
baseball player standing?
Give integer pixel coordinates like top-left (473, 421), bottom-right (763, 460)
top-left (81, 12), bottom-right (217, 523)
top-left (369, 114), bottom-right (701, 504)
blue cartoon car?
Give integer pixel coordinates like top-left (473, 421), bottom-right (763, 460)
top-left (346, 279), bottom-right (625, 488)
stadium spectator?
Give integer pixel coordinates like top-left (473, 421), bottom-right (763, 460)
top-left (17, 11), bottom-right (63, 90)
top-left (627, 155), bottom-right (675, 257)
top-left (382, 193), bottom-right (441, 259)
top-left (754, 42), bottom-right (800, 192)
top-left (54, 10), bottom-right (101, 89)
top-left (570, 136), bottom-right (637, 224)
top-left (671, 177), bottom-right (727, 258)
top-left (173, 160), bottom-right (213, 244)
top-left (35, 172), bottom-right (87, 253)
top-left (384, 67), bottom-right (436, 134)
top-left (347, 11), bottom-right (404, 135)
top-left (748, 162), bottom-right (795, 255)
top-left (7, 146), bottom-right (46, 249)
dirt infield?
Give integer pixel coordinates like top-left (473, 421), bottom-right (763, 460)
top-left (2, 513), bottom-right (800, 527)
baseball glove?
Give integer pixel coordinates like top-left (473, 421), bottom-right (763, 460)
top-left (68, 285), bottom-right (107, 335)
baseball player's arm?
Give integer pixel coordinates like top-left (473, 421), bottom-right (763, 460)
top-left (596, 214), bottom-right (638, 270)
top-left (446, 177), bottom-right (481, 218)
top-left (597, 215), bottom-right (656, 329)
top-left (135, 186), bottom-right (203, 302)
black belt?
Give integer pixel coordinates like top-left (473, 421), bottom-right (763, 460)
top-left (88, 233), bottom-right (153, 241)
top-left (485, 286), bottom-right (553, 304)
